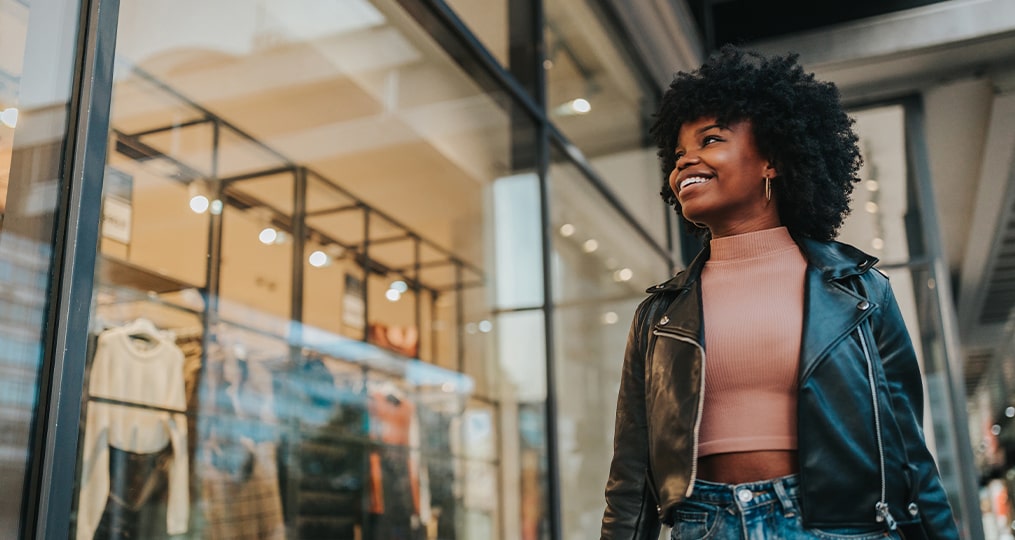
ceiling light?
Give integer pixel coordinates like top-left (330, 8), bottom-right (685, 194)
top-left (582, 239), bottom-right (599, 253)
top-left (259, 227), bottom-right (278, 245)
top-left (209, 199), bottom-right (223, 215)
top-left (1006, 406), bottom-right (1015, 418)
top-left (570, 98), bottom-right (591, 114)
top-left (865, 201), bottom-right (879, 213)
top-left (188, 181), bottom-right (210, 214)
top-left (390, 280), bottom-right (408, 293)
top-left (613, 268), bottom-right (633, 282)
top-left (385, 289), bottom-right (401, 302)
top-left (308, 250), bottom-right (329, 268)
top-left (559, 223), bottom-right (575, 237)
top-left (601, 312), bottom-right (619, 325)
top-left (992, 424), bottom-right (1002, 436)
top-left (871, 237), bottom-right (884, 250)
top-left (1, 108), bottom-right (18, 128)
top-left (478, 320), bottom-right (493, 333)
top-left (189, 195), bottom-right (209, 214)
top-left (866, 180), bottom-right (879, 192)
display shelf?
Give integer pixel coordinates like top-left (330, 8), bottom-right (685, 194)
top-left (97, 255), bottom-right (201, 295)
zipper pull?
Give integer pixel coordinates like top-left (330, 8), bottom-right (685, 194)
top-left (875, 502), bottom-right (897, 530)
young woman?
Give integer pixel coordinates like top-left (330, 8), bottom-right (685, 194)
top-left (601, 46), bottom-right (959, 540)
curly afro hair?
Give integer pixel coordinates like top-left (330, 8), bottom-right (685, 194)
top-left (651, 45), bottom-right (862, 241)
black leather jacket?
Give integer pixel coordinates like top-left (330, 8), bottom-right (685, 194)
top-left (601, 237), bottom-right (959, 539)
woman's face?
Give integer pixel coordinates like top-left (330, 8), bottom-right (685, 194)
top-left (668, 117), bottom-right (781, 238)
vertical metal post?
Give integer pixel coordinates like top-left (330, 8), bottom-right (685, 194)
top-left (455, 262), bottom-right (465, 374)
top-left (430, 290), bottom-right (439, 361)
top-left (362, 206), bottom-right (371, 342)
top-left (211, 118), bottom-right (220, 179)
top-left (904, 97), bottom-right (983, 540)
top-left (413, 235), bottom-right (422, 359)
top-left (26, 0), bottom-right (120, 537)
top-left (204, 117), bottom-right (223, 327)
top-left (291, 167), bottom-right (307, 326)
top-left (508, 0), bottom-right (563, 536)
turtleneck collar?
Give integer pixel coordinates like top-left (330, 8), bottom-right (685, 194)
top-left (708, 226), bottom-right (797, 263)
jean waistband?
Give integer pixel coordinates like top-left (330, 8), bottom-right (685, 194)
top-left (686, 473), bottom-right (800, 509)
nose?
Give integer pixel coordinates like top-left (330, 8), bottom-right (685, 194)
top-left (675, 150), bottom-right (699, 171)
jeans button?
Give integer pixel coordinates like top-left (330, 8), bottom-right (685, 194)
top-left (737, 489), bottom-right (753, 503)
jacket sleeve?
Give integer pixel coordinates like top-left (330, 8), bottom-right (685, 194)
top-left (602, 299), bottom-right (661, 540)
top-left (874, 278), bottom-right (960, 539)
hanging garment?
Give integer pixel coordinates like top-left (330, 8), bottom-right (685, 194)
top-left (199, 438), bottom-right (285, 540)
top-left (197, 331), bottom-right (285, 540)
top-left (367, 385), bottom-right (428, 540)
top-left (77, 321), bottom-right (189, 540)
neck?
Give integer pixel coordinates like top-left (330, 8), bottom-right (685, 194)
top-left (709, 214), bottom-right (782, 238)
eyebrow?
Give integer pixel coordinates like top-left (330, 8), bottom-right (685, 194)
top-left (675, 123), bottom-right (726, 154)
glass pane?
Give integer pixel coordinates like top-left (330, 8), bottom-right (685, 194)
top-left (544, 0), bottom-right (667, 247)
top-left (74, 1), bottom-right (527, 538)
top-left (549, 145), bottom-right (671, 539)
top-left (840, 105), bottom-right (910, 265)
top-left (445, 0), bottom-right (508, 67)
top-left (0, 0), bottom-right (81, 533)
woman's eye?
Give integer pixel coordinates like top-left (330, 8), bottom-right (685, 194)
top-left (674, 151), bottom-right (684, 160)
top-left (702, 135), bottom-right (721, 145)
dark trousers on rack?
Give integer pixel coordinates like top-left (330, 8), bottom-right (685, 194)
top-left (92, 445), bottom-right (173, 540)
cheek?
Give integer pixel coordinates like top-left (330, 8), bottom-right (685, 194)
top-left (667, 169), bottom-right (680, 194)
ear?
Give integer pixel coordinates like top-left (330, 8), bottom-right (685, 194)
top-left (763, 162), bottom-right (777, 179)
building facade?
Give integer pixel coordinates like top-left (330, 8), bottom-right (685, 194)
top-left (2, 0), bottom-right (1010, 539)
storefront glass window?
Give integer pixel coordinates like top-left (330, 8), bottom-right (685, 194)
top-left (544, 0), bottom-right (667, 249)
top-left (840, 104), bottom-right (969, 530)
top-left (0, 0), bottom-right (81, 533)
top-left (444, 0), bottom-right (508, 67)
top-left (73, 1), bottom-right (528, 538)
top-left (548, 144), bottom-right (672, 539)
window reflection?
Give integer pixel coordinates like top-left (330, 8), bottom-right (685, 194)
top-left (549, 146), bottom-right (670, 540)
top-left (76, 1), bottom-right (522, 538)
top-left (0, 0), bottom-right (82, 533)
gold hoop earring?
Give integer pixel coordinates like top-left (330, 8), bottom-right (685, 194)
top-left (764, 177), bottom-right (772, 201)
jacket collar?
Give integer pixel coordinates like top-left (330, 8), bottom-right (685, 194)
top-left (646, 234), bottom-right (880, 381)
top-left (646, 234), bottom-right (878, 294)
top-left (795, 236), bottom-right (878, 282)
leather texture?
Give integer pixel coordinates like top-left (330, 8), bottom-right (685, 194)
top-left (601, 237), bottom-right (959, 540)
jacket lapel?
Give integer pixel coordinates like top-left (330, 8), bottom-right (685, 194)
top-left (798, 265), bottom-right (874, 381)
top-left (796, 238), bottom-right (878, 382)
top-left (650, 246), bottom-right (709, 343)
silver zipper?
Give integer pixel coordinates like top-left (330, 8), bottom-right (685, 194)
top-left (652, 328), bottom-right (706, 498)
top-left (858, 327), bottom-right (896, 530)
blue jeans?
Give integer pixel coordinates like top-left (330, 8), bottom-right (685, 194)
top-left (669, 474), bottom-right (903, 539)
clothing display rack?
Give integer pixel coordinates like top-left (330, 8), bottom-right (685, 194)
top-left (76, 59), bottom-right (495, 540)
top-left (111, 65), bottom-right (483, 367)
top-left (86, 279), bottom-right (472, 540)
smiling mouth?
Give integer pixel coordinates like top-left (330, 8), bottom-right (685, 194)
top-left (679, 176), bottom-right (711, 191)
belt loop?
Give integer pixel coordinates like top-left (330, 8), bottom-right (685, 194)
top-left (773, 477), bottom-right (795, 517)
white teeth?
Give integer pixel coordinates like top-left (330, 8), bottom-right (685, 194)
top-left (679, 177), bottom-right (709, 190)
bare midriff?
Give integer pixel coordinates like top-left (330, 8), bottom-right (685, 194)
top-left (697, 450), bottom-right (799, 484)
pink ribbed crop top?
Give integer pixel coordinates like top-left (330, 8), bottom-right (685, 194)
top-left (698, 226), bottom-right (807, 457)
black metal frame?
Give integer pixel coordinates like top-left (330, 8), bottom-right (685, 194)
top-left (103, 69), bottom-right (488, 372)
top-left (25, 0), bottom-right (120, 538)
top-left (900, 96), bottom-right (984, 540)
